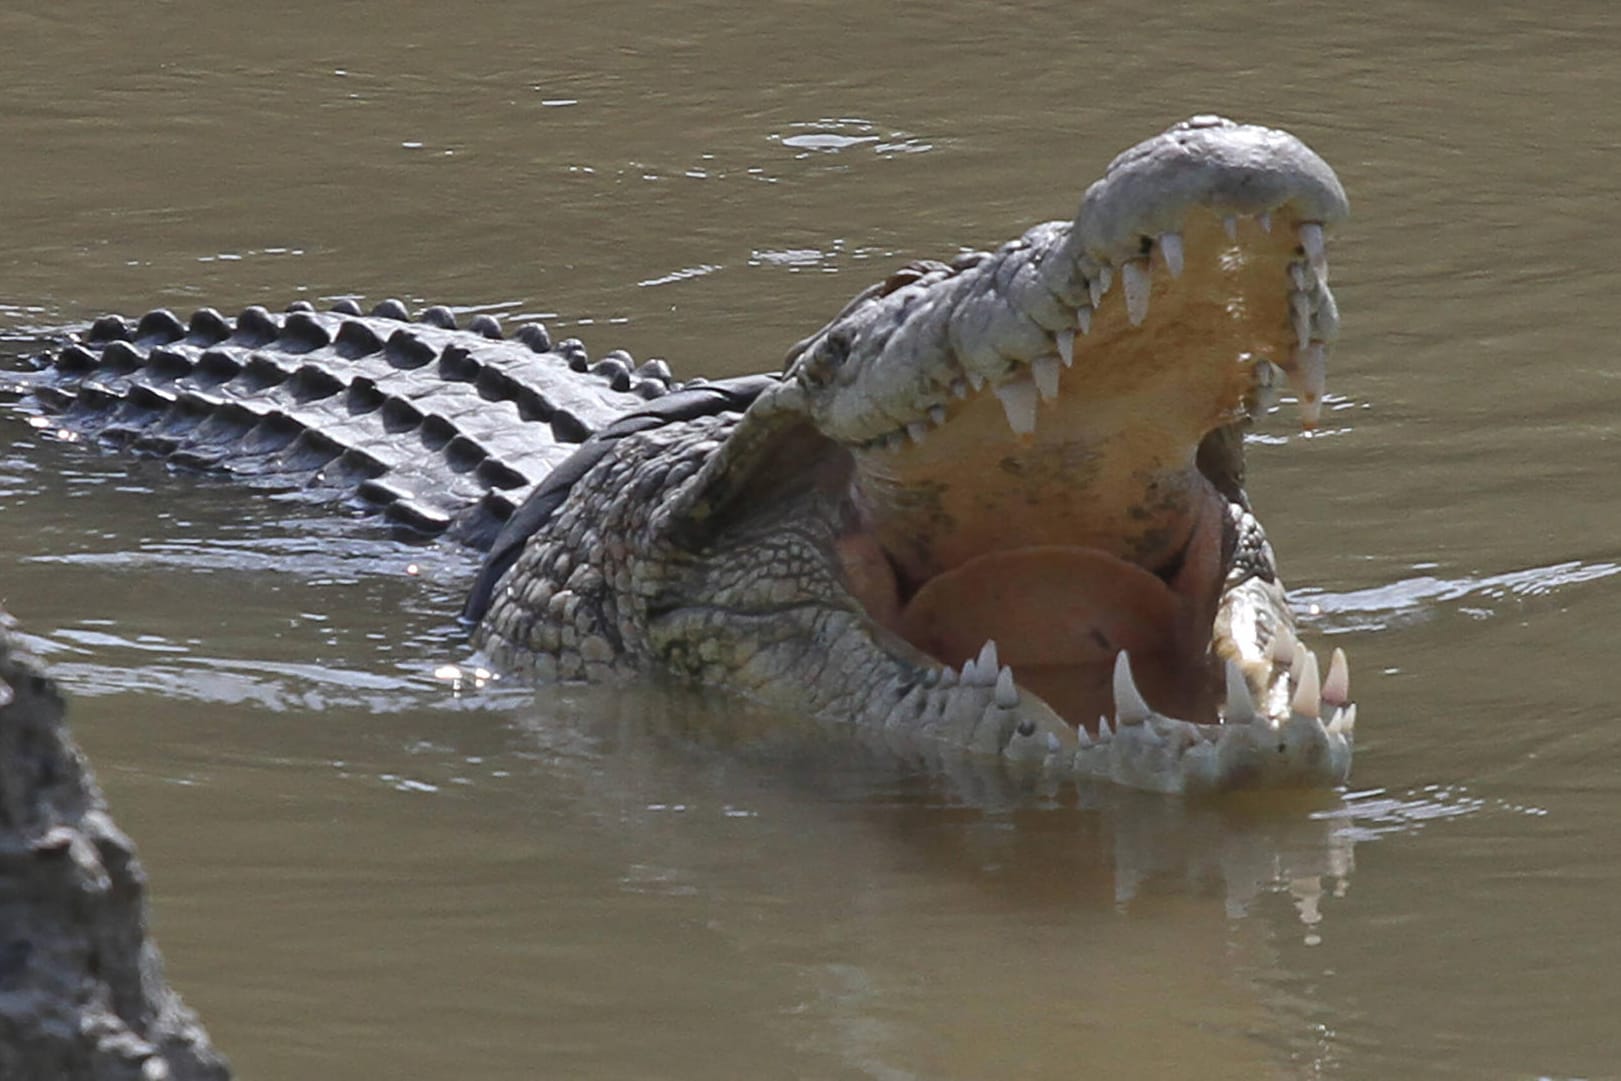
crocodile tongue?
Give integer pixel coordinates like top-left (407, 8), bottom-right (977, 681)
top-left (892, 530), bottom-right (1223, 725)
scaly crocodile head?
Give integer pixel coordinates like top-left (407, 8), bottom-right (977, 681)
top-left (661, 117), bottom-right (1354, 793)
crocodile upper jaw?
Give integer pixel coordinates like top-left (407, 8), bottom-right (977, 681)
top-left (828, 201), bottom-right (1316, 730)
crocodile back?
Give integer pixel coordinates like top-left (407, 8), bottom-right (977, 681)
top-left (5, 300), bottom-right (681, 549)
top-left (460, 373), bottom-right (780, 625)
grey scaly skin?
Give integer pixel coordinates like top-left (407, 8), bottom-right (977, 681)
top-left (5, 117), bottom-right (1357, 796)
top-left (477, 116), bottom-right (1357, 794)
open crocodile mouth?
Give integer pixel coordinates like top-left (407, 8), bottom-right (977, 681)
top-left (792, 119), bottom-right (1355, 780)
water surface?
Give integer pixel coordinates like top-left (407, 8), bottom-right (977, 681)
top-left (4, 2), bottom-right (1621, 1078)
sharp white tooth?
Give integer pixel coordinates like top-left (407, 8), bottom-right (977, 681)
top-left (1112, 651), bottom-right (1152, 726)
top-left (993, 379), bottom-right (1039, 435)
top-left (1075, 306), bottom-right (1092, 335)
top-left (1045, 731), bottom-right (1062, 753)
top-left (950, 377), bottom-right (969, 399)
top-left (994, 665), bottom-right (1019, 708)
top-left (1223, 214), bottom-right (1239, 240)
top-left (927, 404), bottom-right (947, 426)
top-left (1121, 260), bottom-right (1151, 325)
top-left (1056, 328), bottom-right (1074, 367)
top-left (1085, 264), bottom-right (1113, 308)
top-left (1323, 647), bottom-right (1350, 707)
top-left (1313, 288), bottom-right (1340, 342)
top-left (960, 656), bottom-right (978, 684)
top-left (906, 420), bottom-right (928, 444)
top-left (1271, 630), bottom-right (1297, 666)
top-left (1327, 703), bottom-right (1357, 736)
top-left (1256, 210), bottom-right (1272, 233)
top-left (938, 666), bottom-right (958, 687)
top-left (966, 368), bottom-right (986, 391)
top-left (1255, 359), bottom-right (1283, 412)
top-left (1097, 716), bottom-right (1112, 741)
top-left (1291, 291), bottom-right (1312, 349)
top-left (1292, 342), bottom-right (1327, 428)
top-left (1158, 231), bottom-right (1184, 278)
top-left (1224, 660), bottom-right (1258, 725)
top-left (1292, 651), bottom-right (1322, 719)
top-left (1299, 222), bottom-right (1327, 277)
top-left (1032, 356), bottom-right (1062, 401)
top-left (1290, 647), bottom-right (1306, 683)
top-left (1076, 725), bottom-right (1092, 748)
top-left (975, 638), bottom-right (999, 678)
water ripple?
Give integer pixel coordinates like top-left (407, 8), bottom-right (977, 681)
top-left (1297, 559), bottom-right (1621, 632)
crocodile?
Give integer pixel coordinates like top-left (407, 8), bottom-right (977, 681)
top-left (3, 116), bottom-right (1356, 795)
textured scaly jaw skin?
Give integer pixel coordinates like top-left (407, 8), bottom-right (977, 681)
top-left (785, 117), bottom-right (1355, 789)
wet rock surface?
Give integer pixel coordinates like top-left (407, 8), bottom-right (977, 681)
top-left (0, 610), bottom-right (230, 1081)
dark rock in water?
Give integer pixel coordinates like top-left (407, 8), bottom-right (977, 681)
top-left (0, 610), bottom-right (232, 1081)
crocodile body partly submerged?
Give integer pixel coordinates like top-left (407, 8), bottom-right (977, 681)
top-left (4, 117), bottom-right (1356, 794)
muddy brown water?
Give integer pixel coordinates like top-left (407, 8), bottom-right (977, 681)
top-left (4, 2), bottom-right (1621, 1078)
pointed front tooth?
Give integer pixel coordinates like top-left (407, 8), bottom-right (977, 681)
top-left (1291, 292), bottom-right (1312, 350)
top-left (994, 665), bottom-right (1019, 708)
top-left (927, 403), bottom-right (947, 426)
top-left (1299, 222), bottom-right (1327, 278)
top-left (1158, 232), bottom-right (1184, 278)
top-left (1327, 702), bottom-right (1357, 736)
top-left (950, 377), bottom-right (969, 399)
top-left (1097, 716), bottom-right (1113, 741)
top-left (1223, 660), bottom-right (1258, 725)
top-left (975, 638), bottom-right (999, 677)
top-left (1075, 306), bottom-right (1092, 335)
top-left (1084, 264), bottom-right (1113, 308)
top-left (1271, 629), bottom-right (1297, 666)
top-left (966, 368), bottom-right (986, 391)
top-left (1222, 214), bottom-right (1239, 241)
top-left (1313, 287), bottom-right (1340, 343)
top-left (1112, 651), bottom-right (1152, 726)
top-left (1056, 328), bottom-right (1074, 367)
top-left (1031, 356), bottom-right (1062, 401)
top-left (1292, 651), bottom-right (1322, 719)
top-left (1121, 260), bottom-right (1151, 326)
top-left (906, 420), bottom-right (928, 445)
top-left (1323, 647), bottom-right (1350, 707)
top-left (1255, 359), bottom-right (1283, 413)
top-left (993, 379), bottom-right (1039, 435)
top-left (1291, 342), bottom-right (1327, 428)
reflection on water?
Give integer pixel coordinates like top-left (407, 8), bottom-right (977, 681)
top-left (7, 0), bottom-right (1621, 1077)
top-left (1299, 560), bottom-right (1621, 633)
